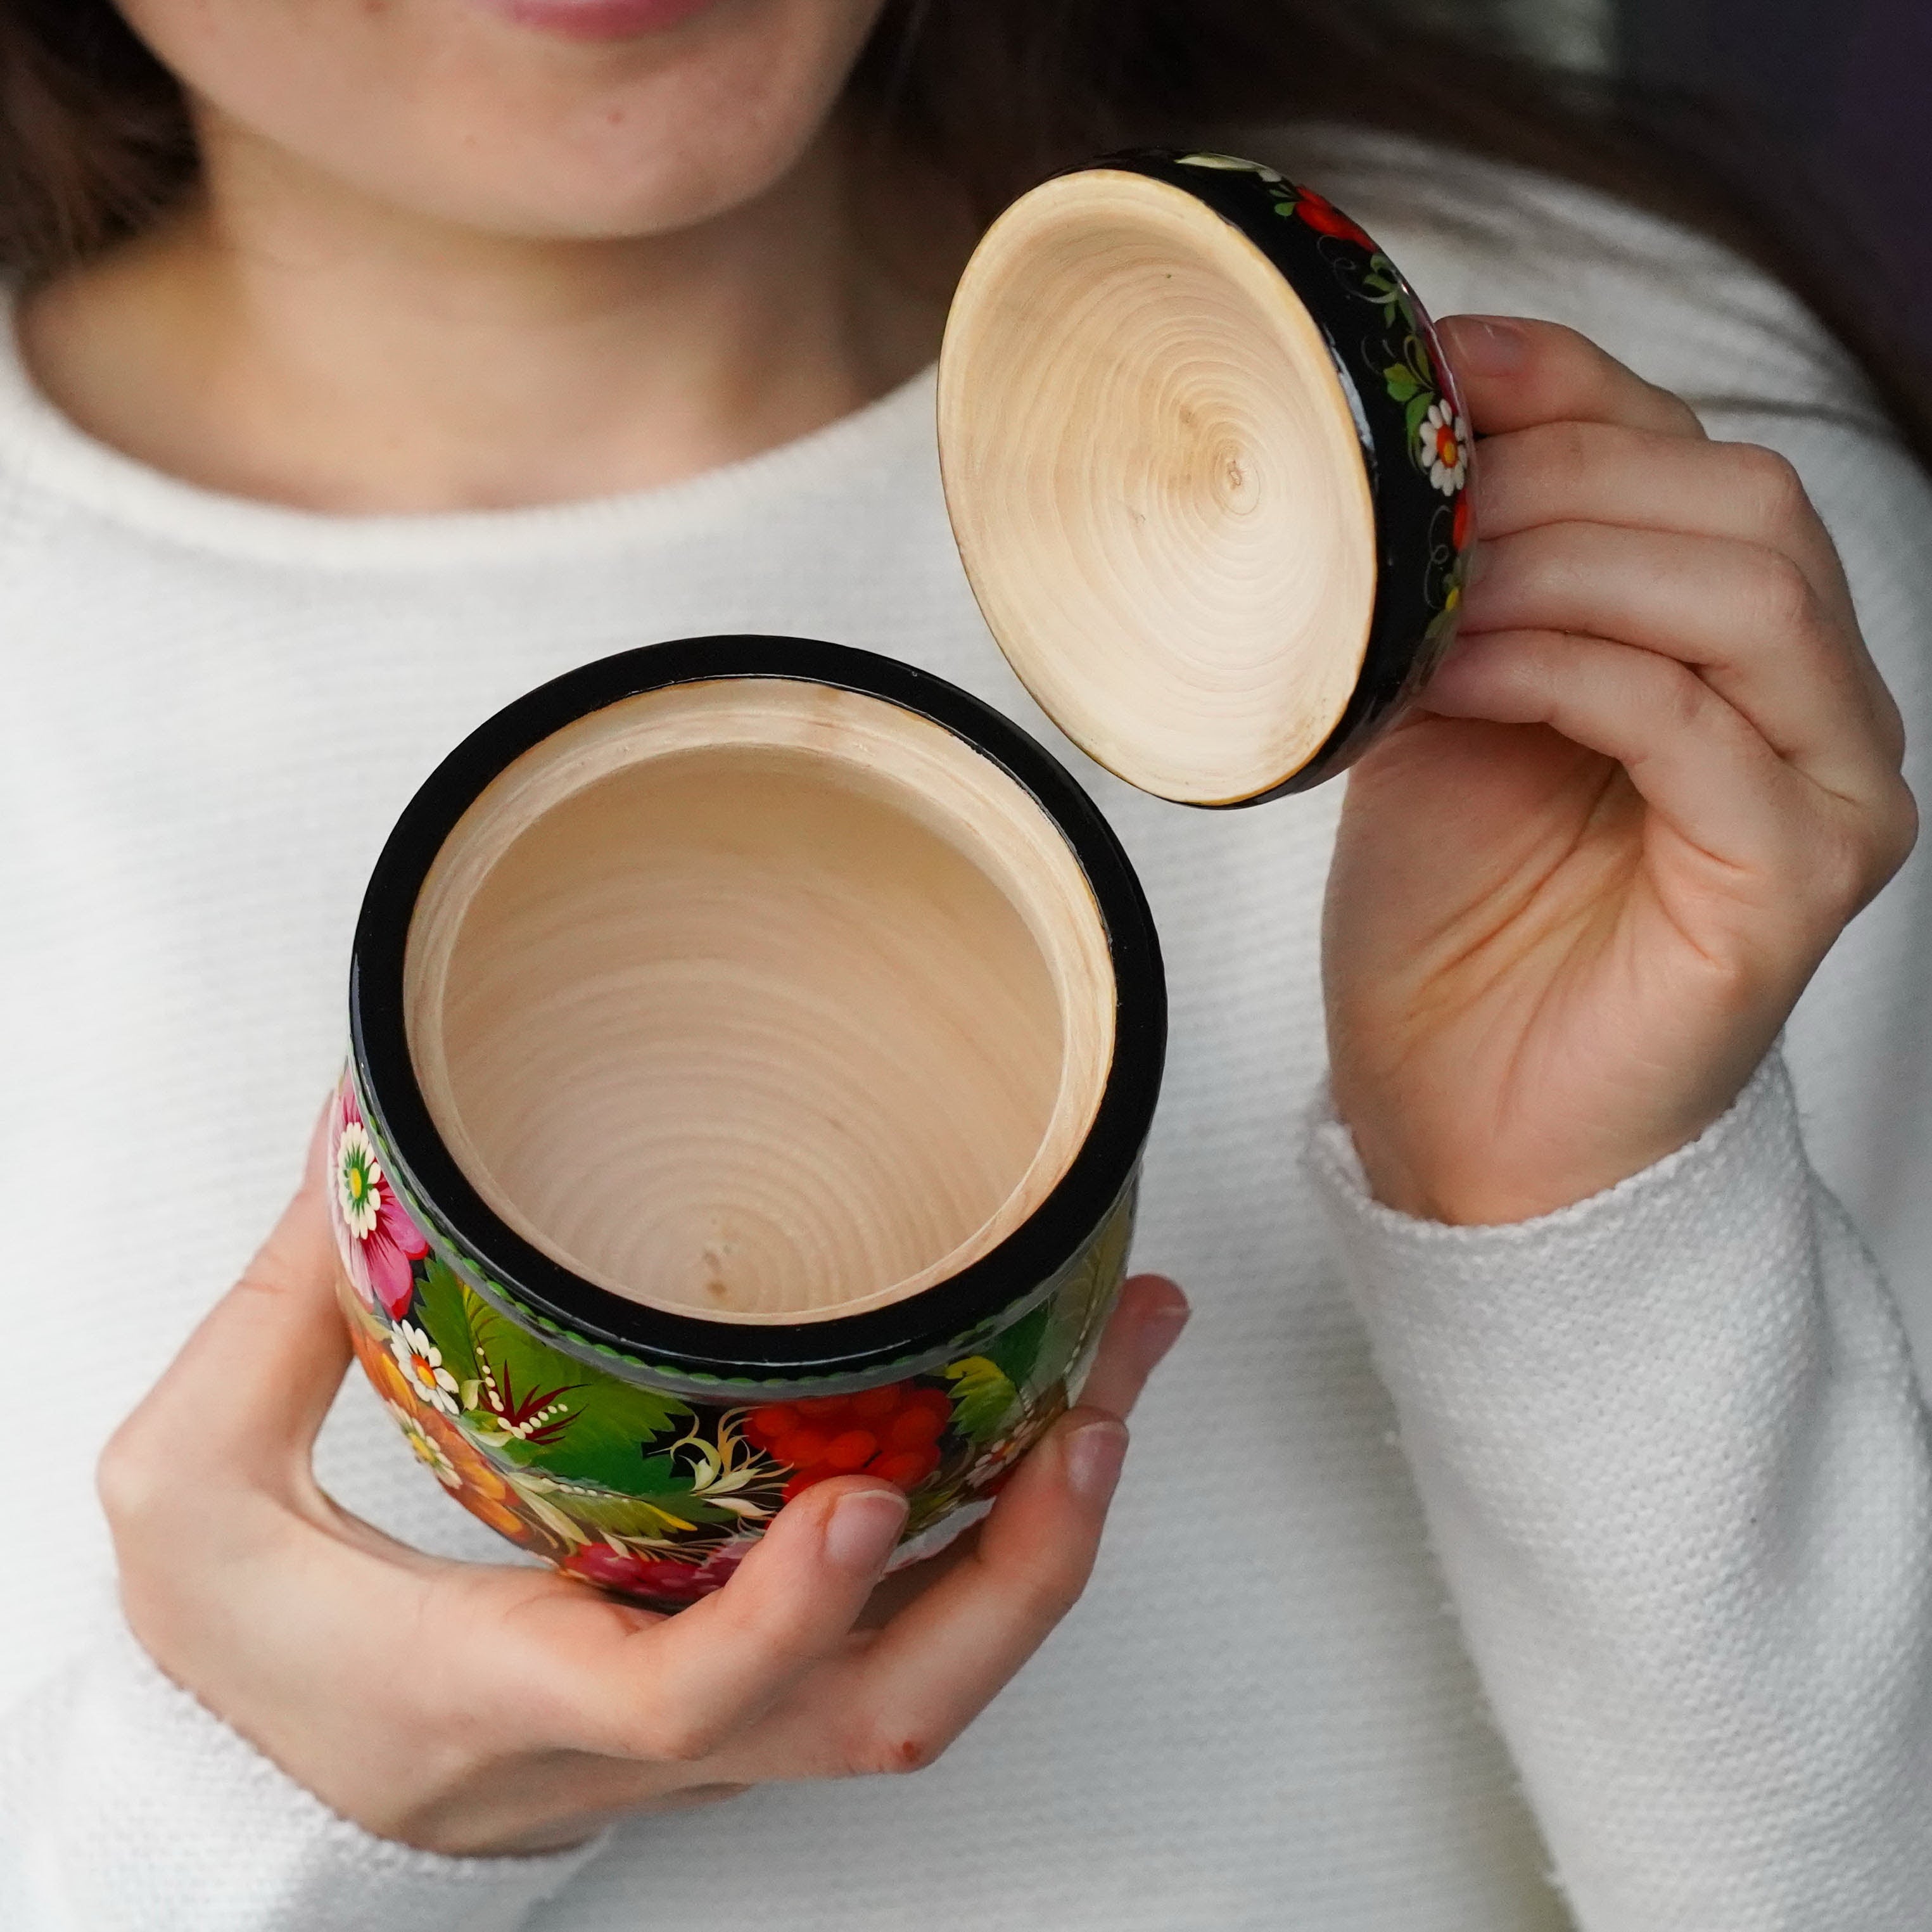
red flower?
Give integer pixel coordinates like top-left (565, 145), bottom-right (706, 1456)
top-left (329, 1080), bottom-right (429, 1320)
top-left (1293, 189), bottom-right (1378, 253)
top-left (744, 1383), bottom-right (951, 1501)
top-left (1452, 486), bottom-right (1473, 554)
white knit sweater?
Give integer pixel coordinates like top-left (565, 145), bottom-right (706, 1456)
top-left (4, 130), bottom-right (1931, 1932)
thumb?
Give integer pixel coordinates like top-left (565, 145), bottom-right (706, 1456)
top-left (120, 1097), bottom-right (356, 1492)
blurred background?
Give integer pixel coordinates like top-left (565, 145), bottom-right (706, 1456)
top-left (1420, 0), bottom-right (1926, 372)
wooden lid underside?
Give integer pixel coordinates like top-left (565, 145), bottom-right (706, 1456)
top-left (939, 170), bottom-right (1378, 806)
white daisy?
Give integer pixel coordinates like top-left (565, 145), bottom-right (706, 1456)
top-left (390, 1321), bottom-right (462, 1416)
top-left (334, 1121), bottom-right (384, 1241)
top-left (386, 1402), bottom-right (461, 1488)
top-left (1419, 400), bottom-right (1470, 495)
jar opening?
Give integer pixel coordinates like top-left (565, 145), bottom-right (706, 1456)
top-left (402, 677), bottom-right (1116, 1326)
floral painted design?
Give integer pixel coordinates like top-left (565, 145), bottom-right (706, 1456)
top-left (390, 1321), bottom-right (462, 1416)
top-left (328, 1067), bottom-right (1136, 1611)
top-left (1173, 150), bottom-right (1473, 638)
top-left (744, 1384), bottom-right (953, 1502)
top-left (418, 1418), bottom-right (531, 1541)
top-left (561, 1539), bottom-right (753, 1605)
top-left (352, 1323), bottom-right (533, 1540)
top-left (329, 1085), bottom-right (429, 1320)
top-left (1282, 186), bottom-right (1379, 253)
top-left (1418, 399), bottom-right (1470, 495)
top-left (386, 1401), bottom-right (461, 1489)
top-left (1175, 153), bottom-right (1285, 180)
top-left (1178, 155), bottom-right (1377, 251)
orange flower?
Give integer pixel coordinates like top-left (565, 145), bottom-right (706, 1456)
top-left (350, 1320), bottom-right (419, 1414)
top-left (419, 1408), bottom-right (530, 1541)
top-left (350, 1321), bottom-right (530, 1541)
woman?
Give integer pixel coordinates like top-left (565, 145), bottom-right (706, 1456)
top-left (2, 2), bottom-right (1928, 1927)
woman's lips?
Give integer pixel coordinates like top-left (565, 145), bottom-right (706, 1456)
top-left (473, 0), bottom-right (727, 42)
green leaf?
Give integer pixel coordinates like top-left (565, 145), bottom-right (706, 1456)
top-left (485, 1379), bottom-right (694, 1489)
top-left (1404, 390), bottom-right (1436, 455)
top-left (1362, 268), bottom-right (1403, 319)
top-left (943, 1357), bottom-right (1020, 1446)
top-left (409, 1258), bottom-right (483, 1387)
top-left (500, 1448), bottom-right (747, 1539)
top-left (1382, 364), bottom-right (1421, 404)
top-left (421, 1269), bottom-right (694, 1487)
top-left (545, 1485), bottom-right (734, 1539)
top-left (986, 1302), bottom-right (1053, 1393)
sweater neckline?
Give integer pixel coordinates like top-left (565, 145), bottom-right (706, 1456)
top-left (0, 299), bottom-right (938, 572)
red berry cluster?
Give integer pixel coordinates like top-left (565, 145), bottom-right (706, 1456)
top-left (745, 1382), bottom-right (953, 1501)
top-left (561, 1537), bottom-right (753, 1606)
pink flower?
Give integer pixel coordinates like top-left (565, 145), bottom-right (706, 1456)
top-left (329, 1082), bottom-right (429, 1319)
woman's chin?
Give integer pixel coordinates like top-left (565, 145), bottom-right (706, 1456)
top-left (124, 0), bottom-right (886, 243)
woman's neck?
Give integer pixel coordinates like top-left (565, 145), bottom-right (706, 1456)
top-left (18, 112), bottom-right (960, 514)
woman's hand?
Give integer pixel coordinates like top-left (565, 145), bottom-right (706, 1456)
top-left (98, 1126), bottom-right (1188, 1857)
top-left (1325, 315), bottom-right (1916, 1226)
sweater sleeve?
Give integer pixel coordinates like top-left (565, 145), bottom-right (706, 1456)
top-left (0, 1622), bottom-right (602, 1932)
top-left (1293, 141), bottom-right (1932, 1924)
top-left (1307, 1053), bottom-right (1932, 1927)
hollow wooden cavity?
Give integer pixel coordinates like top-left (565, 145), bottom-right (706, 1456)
top-left (404, 680), bottom-right (1116, 1325)
top-left (939, 168), bottom-right (1379, 806)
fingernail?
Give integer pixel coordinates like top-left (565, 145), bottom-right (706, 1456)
top-left (1139, 1300), bottom-right (1191, 1376)
top-left (1064, 1418), bottom-right (1128, 1507)
top-left (823, 1487), bottom-right (909, 1573)
top-left (1443, 315), bottom-right (1526, 376)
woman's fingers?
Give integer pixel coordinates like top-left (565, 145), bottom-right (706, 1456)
top-left (704, 1279), bottom-right (1186, 1783)
top-left (784, 1408), bottom-right (1131, 1779)
top-left (1459, 523), bottom-right (1897, 798)
top-left (1471, 421), bottom-right (1860, 620)
top-left (513, 1476), bottom-right (907, 1764)
top-left (851, 1271), bottom-right (1190, 1626)
top-left (1439, 314), bottom-right (1707, 440)
top-left (1464, 420), bottom-right (1902, 764)
top-left (1424, 626), bottom-right (1906, 922)
top-left (624, 1480), bottom-right (909, 1751)
top-left (111, 1114), bottom-right (1188, 1821)
top-left (1074, 1271), bottom-right (1190, 1418)
top-left (99, 1102), bottom-right (353, 1516)
top-left (777, 1280), bottom-right (1188, 1773)
top-left (459, 1404), bottom-right (1122, 1817)
top-left (528, 1276), bottom-right (1190, 1770)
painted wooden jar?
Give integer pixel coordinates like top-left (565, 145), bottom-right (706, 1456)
top-left (335, 639), bottom-right (1163, 1606)
top-left (334, 153), bottom-right (1470, 1610)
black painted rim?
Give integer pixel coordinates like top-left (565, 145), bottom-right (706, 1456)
top-left (1003, 150), bottom-right (1470, 807)
top-left (350, 636), bottom-right (1166, 1379)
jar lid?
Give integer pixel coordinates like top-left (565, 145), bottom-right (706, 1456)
top-left (937, 150), bottom-right (1473, 807)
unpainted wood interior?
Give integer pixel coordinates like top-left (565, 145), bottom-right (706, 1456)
top-left (939, 168), bottom-right (1379, 805)
top-left (404, 680), bottom-right (1115, 1324)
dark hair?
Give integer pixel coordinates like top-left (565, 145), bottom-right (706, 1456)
top-left (848, 1), bottom-right (1932, 464)
top-left (4, 0), bottom-right (1928, 462)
